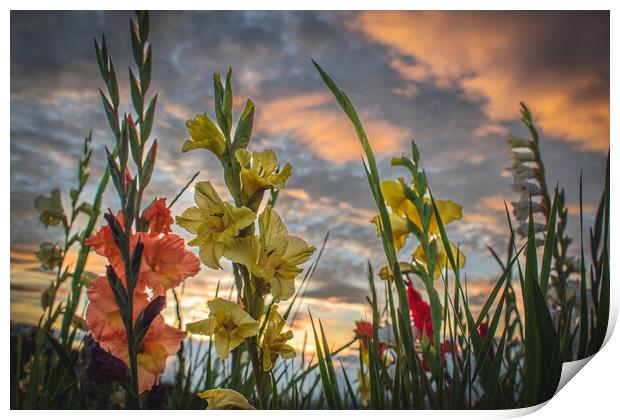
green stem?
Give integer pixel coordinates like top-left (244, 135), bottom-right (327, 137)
top-left (60, 165), bottom-right (112, 344)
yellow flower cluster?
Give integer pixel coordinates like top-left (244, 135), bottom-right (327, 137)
top-left (372, 179), bottom-right (466, 279)
top-left (179, 105), bottom-right (315, 373)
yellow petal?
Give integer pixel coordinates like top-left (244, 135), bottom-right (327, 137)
top-left (199, 241), bottom-right (224, 270)
top-left (214, 330), bottom-right (232, 358)
top-left (194, 181), bottom-right (223, 210)
top-left (272, 163), bottom-right (293, 189)
top-left (268, 304), bottom-right (286, 332)
top-left (224, 203), bottom-right (257, 234)
top-left (378, 261), bottom-right (415, 281)
top-left (208, 299), bottom-right (259, 336)
top-left (434, 199), bottom-right (462, 224)
top-left (175, 207), bottom-right (203, 234)
top-left (262, 347), bottom-right (274, 371)
top-left (372, 213), bottom-right (410, 251)
top-left (279, 235), bottom-right (315, 266)
top-left (223, 236), bottom-right (261, 272)
top-left (183, 114), bottom-right (226, 156)
top-left (258, 206), bottom-right (289, 247)
top-left (236, 321), bottom-right (261, 339)
top-left (270, 273), bottom-right (296, 303)
top-left (380, 179), bottom-right (408, 212)
top-left (186, 317), bottom-right (215, 336)
top-left (279, 344), bottom-right (296, 360)
top-left (426, 198), bottom-right (463, 233)
top-left (412, 240), bottom-right (466, 278)
top-left (235, 148), bottom-right (252, 167)
top-left (197, 388), bottom-right (255, 410)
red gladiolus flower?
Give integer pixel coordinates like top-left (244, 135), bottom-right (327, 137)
top-left (478, 321), bottom-right (495, 359)
top-left (354, 320), bottom-right (391, 365)
top-left (354, 320), bottom-right (374, 341)
top-left (478, 321), bottom-right (489, 341)
top-left (143, 198), bottom-right (173, 236)
top-left (378, 341), bottom-right (389, 358)
top-left (421, 341), bottom-right (453, 372)
top-left (406, 282), bottom-right (433, 339)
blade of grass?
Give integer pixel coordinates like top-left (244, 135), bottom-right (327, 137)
top-left (340, 360), bottom-right (359, 409)
top-left (318, 319), bottom-right (344, 408)
top-left (578, 174), bottom-right (589, 359)
top-left (540, 189), bottom-right (559, 295)
top-left (308, 311), bottom-right (338, 409)
top-left (523, 198), bottom-right (542, 406)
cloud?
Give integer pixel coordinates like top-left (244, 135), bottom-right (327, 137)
top-left (350, 11), bottom-right (609, 151)
top-left (10, 11), bottom-right (609, 339)
top-left (256, 92), bottom-right (409, 163)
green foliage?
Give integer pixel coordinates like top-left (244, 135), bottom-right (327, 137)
top-left (311, 61), bottom-right (609, 410)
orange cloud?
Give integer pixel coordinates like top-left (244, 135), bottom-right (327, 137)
top-left (479, 195), bottom-right (513, 213)
top-left (256, 92), bottom-right (408, 163)
top-left (350, 11), bottom-right (609, 150)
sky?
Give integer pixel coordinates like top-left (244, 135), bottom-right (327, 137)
top-left (10, 11), bottom-right (609, 349)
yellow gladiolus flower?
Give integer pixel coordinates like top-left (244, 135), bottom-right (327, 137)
top-left (182, 114), bottom-right (226, 157)
top-left (235, 149), bottom-right (292, 198)
top-left (412, 239), bottom-right (466, 279)
top-left (370, 213), bottom-right (410, 251)
top-left (379, 179), bottom-right (462, 234)
top-left (260, 305), bottom-right (296, 371)
top-left (186, 298), bottom-right (259, 359)
top-left (176, 181), bottom-right (256, 269)
top-left (197, 388), bottom-right (255, 410)
top-left (224, 206), bottom-right (315, 302)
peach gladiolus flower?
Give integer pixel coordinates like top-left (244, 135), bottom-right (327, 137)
top-left (141, 234), bottom-right (201, 295)
top-left (105, 315), bottom-right (186, 394)
top-left (85, 211), bottom-right (125, 261)
top-left (85, 275), bottom-right (149, 342)
top-left (85, 212), bottom-right (146, 281)
top-left (137, 316), bottom-right (186, 393)
top-left (143, 198), bottom-right (174, 236)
